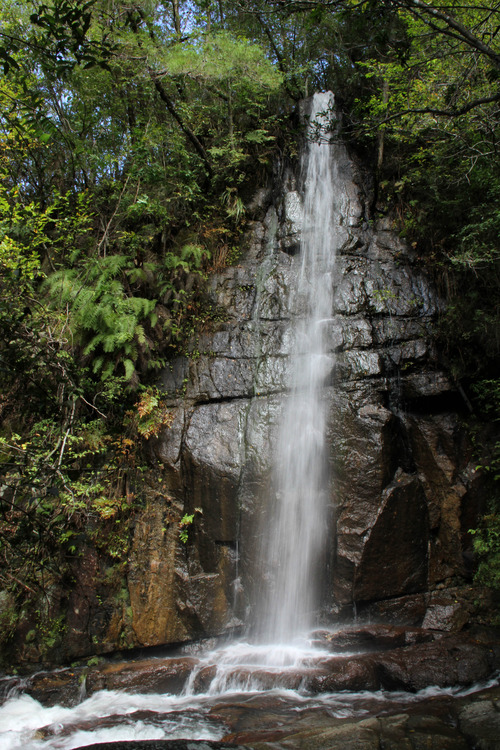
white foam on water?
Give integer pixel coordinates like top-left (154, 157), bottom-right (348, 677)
top-left (1, 669), bottom-right (499, 749)
top-left (181, 639), bottom-right (337, 696)
top-left (0, 689), bottom-right (225, 750)
top-left (197, 640), bottom-right (333, 667)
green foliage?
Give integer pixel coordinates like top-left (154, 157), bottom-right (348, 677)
top-left (179, 514), bottom-right (194, 544)
top-left (471, 382), bottom-right (500, 502)
top-left (0, 0), bottom-right (115, 75)
top-left (467, 378), bottom-right (500, 596)
top-left (125, 386), bottom-right (174, 440)
top-left (159, 31), bottom-right (281, 91)
top-left (0, 592), bottom-right (17, 644)
top-left (44, 259), bottom-right (157, 381)
top-left (0, 182), bottom-right (92, 277)
top-left (37, 613), bottom-right (67, 655)
top-left (179, 507), bottom-right (202, 544)
top-left (0, 386), bottom-right (149, 640)
top-left (470, 514), bottom-right (500, 592)
top-left (0, 0), bottom-right (285, 392)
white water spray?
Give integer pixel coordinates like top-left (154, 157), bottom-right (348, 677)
top-left (258, 91), bottom-right (340, 642)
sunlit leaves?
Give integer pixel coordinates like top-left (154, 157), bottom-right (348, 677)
top-left (158, 31), bottom-right (282, 92)
top-left (44, 256), bottom-right (157, 380)
top-left (125, 385), bottom-right (174, 439)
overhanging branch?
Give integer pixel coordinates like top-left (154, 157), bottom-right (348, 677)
top-left (149, 73), bottom-right (213, 177)
top-left (379, 91), bottom-right (500, 121)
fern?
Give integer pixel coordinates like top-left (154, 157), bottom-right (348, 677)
top-left (43, 259), bottom-right (158, 382)
top-left (123, 358), bottom-right (135, 381)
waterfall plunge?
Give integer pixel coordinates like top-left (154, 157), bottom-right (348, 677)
top-left (258, 92), bottom-right (340, 643)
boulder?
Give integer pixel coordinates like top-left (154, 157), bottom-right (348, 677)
top-left (375, 636), bottom-right (495, 691)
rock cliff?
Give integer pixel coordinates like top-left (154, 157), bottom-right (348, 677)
top-left (122, 132), bottom-right (484, 650)
top-left (12, 112), bottom-right (486, 666)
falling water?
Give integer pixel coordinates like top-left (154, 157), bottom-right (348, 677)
top-left (258, 91), bottom-right (339, 642)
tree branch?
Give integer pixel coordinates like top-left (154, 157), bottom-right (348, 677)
top-left (379, 91), bottom-right (500, 121)
top-left (149, 73), bottom-right (213, 177)
top-left (263, 0), bottom-right (500, 71)
top-left (397, 0), bottom-right (500, 70)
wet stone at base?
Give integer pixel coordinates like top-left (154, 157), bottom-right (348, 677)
top-left (72, 743), bottom-right (247, 750)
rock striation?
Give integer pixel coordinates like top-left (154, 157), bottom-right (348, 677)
top-left (127, 131), bottom-right (484, 648)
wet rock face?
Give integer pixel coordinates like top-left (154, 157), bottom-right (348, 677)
top-left (20, 625), bottom-right (499, 707)
top-left (351, 471), bottom-right (429, 603)
top-left (49, 115), bottom-right (482, 659)
top-left (65, 684), bottom-right (500, 750)
top-left (132, 137), bottom-right (482, 645)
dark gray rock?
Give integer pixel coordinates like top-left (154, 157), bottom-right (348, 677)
top-left (375, 636), bottom-right (495, 691)
top-left (458, 691), bottom-right (500, 750)
top-left (353, 471), bottom-right (429, 602)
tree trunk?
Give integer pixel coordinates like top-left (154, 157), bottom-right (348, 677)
top-left (172, 0), bottom-right (181, 35)
top-left (377, 79), bottom-right (389, 172)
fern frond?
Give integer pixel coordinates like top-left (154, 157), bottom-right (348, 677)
top-left (123, 359), bottom-right (136, 381)
top-left (135, 324), bottom-right (146, 345)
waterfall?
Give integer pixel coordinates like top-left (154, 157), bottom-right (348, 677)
top-left (258, 91), bottom-right (339, 643)
top-left (2, 91), bottom-right (495, 749)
